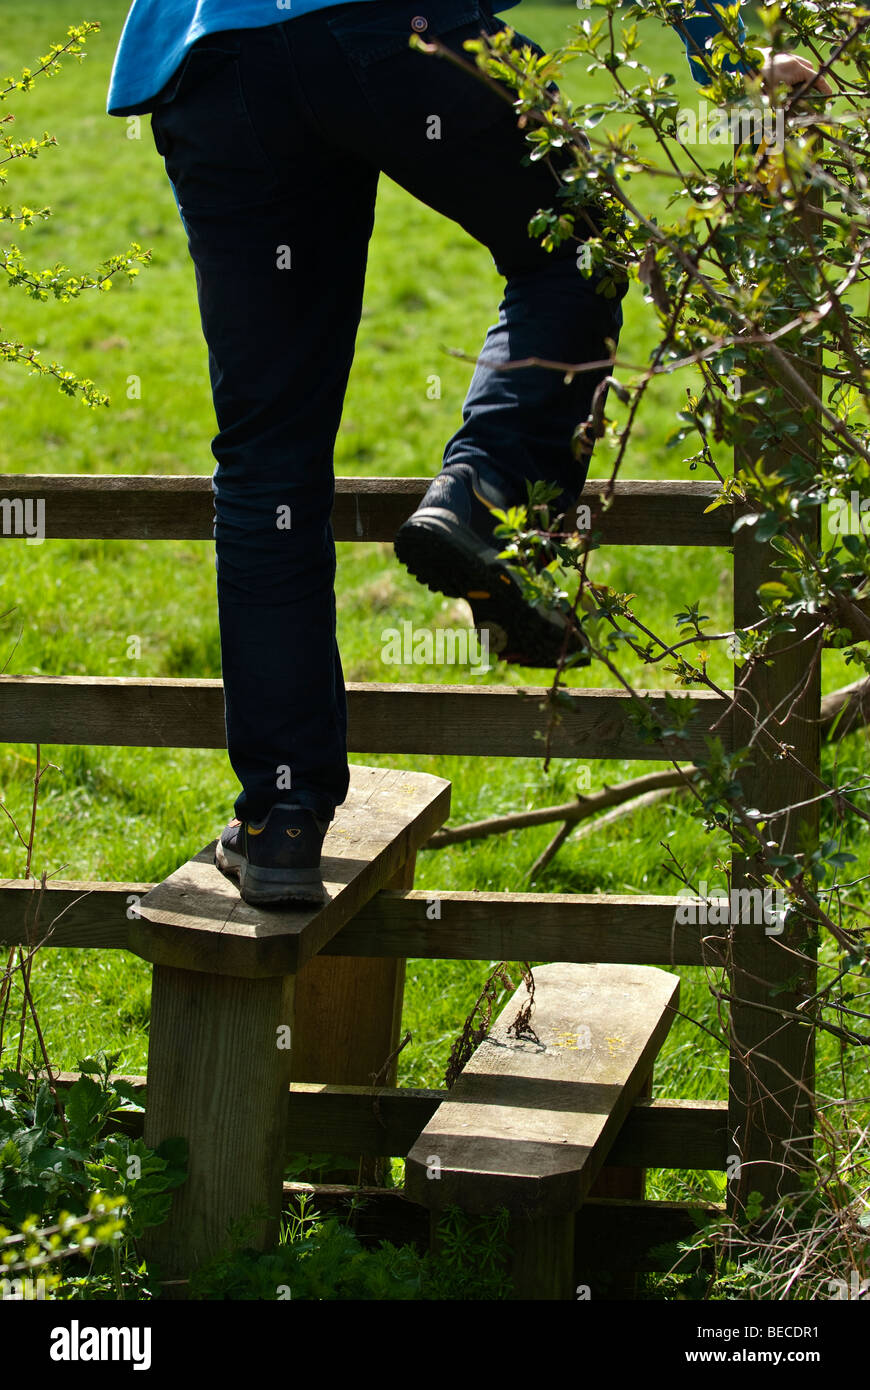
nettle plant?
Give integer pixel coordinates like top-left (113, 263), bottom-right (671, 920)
top-left (418, 0), bottom-right (869, 1280)
top-left (1, 22), bottom-right (150, 404)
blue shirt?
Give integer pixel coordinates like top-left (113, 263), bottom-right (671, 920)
top-left (106, 1), bottom-right (746, 115)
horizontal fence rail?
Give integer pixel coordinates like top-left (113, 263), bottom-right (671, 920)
top-left (51, 1071), bottom-right (729, 1170)
top-left (0, 882), bottom-right (731, 965)
top-left (0, 475), bottom-right (735, 546)
top-left (0, 676), bottom-right (731, 760)
top-left (278, 1183), bottom-right (723, 1271)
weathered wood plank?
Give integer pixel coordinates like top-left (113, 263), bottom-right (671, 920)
top-left (328, 891), bottom-right (711, 965)
top-left (607, 1097), bottom-right (728, 1169)
top-left (574, 1197), bottom-right (722, 1276)
top-left (281, 1182), bottom-right (723, 1271)
top-left (50, 1070), bottom-right (730, 1169)
top-left (405, 962), bottom-right (680, 1214)
top-left (0, 475), bottom-right (732, 545)
top-left (128, 767), bottom-right (449, 977)
top-left (0, 881), bottom-right (149, 950)
top-left (0, 675), bottom-right (731, 760)
top-left (0, 882), bottom-right (717, 964)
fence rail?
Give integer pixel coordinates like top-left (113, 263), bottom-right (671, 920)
top-left (0, 674), bottom-right (730, 759)
top-left (4, 881), bottom-right (717, 965)
top-left (0, 474), bottom-right (734, 545)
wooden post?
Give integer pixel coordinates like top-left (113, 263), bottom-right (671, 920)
top-left (141, 965), bottom-right (296, 1296)
top-left (586, 1069), bottom-right (652, 1297)
top-left (507, 1213), bottom-right (575, 1300)
top-left (728, 177), bottom-right (823, 1213)
top-left (588, 1070), bottom-right (651, 1201)
top-left (289, 852), bottom-right (416, 1183)
top-left (429, 1208), bottom-right (574, 1301)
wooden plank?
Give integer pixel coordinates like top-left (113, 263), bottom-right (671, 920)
top-left (0, 475), bottom-right (731, 545)
top-left (128, 767), bottom-right (449, 977)
top-left (50, 1070), bottom-right (730, 1170)
top-left (281, 1182), bottom-right (723, 1271)
top-left (0, 881), bottom-right (148, 950)
top-left (405, 962), bottom-right (680, 1215)
top-left (0, 675), bottom-right (731, 761)
top-left (0, 882), bottom-right (714, 965)
top-left (574, 1197), bottom-right (722, 1275)
top-left (607, 1098), bottom-right (728, 1169)
top-left (329, 891), bottom-right (710, 965)
top-left (142, 965), bottom-right (296, 1296)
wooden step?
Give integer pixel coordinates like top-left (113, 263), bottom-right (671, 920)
top-left (405, 961), bottom-right (680, 1216)
top-left (128, 764), bottom-right (450, 978)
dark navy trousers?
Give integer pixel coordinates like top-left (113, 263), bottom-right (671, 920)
top-left (149, 0), bottom-right (626, 823)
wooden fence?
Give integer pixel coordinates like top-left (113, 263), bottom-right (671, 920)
top-left (0, 466), bottom-right (821, 1288)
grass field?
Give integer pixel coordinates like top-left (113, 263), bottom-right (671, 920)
top-left (1, 1), bottom-right (866, 1212)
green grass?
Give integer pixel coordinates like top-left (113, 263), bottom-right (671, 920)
top-left (1, 1), bottom-right (867, 1219)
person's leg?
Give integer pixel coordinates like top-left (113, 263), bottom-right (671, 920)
top-left (149, 26), bottom-right (380, 827)
top-left (309, 0), bottom-right (626, 510)
top-left (299, 0), bottom-right (625, 661)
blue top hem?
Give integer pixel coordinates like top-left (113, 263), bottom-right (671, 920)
top-left (106, 0), bottom-right (745, 116)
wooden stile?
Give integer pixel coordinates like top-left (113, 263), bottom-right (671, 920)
top-left (0, 425), bottom-right (824, 1288)
top-left (405, 962), bottom-right (680, 1299)
top-left (134, 768), bottom-right (446, 1290)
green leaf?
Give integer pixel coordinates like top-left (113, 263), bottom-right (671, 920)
top-left (758, 581), bottom-right (790, 600)
top-left (0, 1136), bottom-right (21, 1166)
top-left (64, 1075), bottom-right (104, 1138)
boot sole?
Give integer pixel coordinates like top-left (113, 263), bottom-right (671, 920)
top-left (394, 509), bottom-right (589, 669)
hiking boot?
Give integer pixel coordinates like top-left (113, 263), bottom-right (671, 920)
top-left (393, 461), bottom-right (589, 667)
top-left (214, 803), bottom-right (330, 907)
